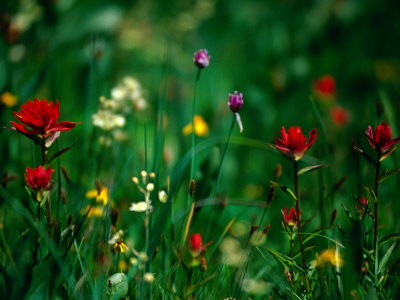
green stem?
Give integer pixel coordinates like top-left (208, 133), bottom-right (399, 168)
top-left (186, 69), bottom-right (201, 206)
top-left (294, 161), bottom-right (309, 292)
top-left (374, 159), bottom-right (380, 278)
top-left (205, 114), bottom-right (236, 240)
top-left (33, 203), bottom-right (41, 265)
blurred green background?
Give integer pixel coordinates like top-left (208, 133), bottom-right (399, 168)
top-left (1, 0), bottom-right (400, 298)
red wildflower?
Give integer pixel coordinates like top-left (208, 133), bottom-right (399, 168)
top-left (330, 106), bottom-right (349, 126)
top-left (275, 126), bottom-right (317, 161)
top-left (359, 196), bottom-right (368, 207)
top-left (188, 233), bottom-right (211, 257)
top-left (24, 165), bottom-right (54, 191)
top-left (281, 207), bottom-right (300, 227)
top-left (9, 97), bottom-right (80, 139)
top-left (365, 121), bottom-right (400, 157)
top-left (313, 75), bottom-right (336, 100)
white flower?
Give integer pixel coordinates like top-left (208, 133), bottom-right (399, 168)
top-left (143, 272), bottom-right (155, 283)
top-left (108, 230), bottom-right (125, 245)
top-left (129, 201), bottom-right (152, 212)
top-left (158, 190), bottom-right (167, 203)
top-left (111, 86), bottom-right (128, 101)
top-left (92, 110), bottom-right (125, 130)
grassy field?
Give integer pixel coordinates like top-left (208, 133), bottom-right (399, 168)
top-left (1, 0), bottom-right (400, 299)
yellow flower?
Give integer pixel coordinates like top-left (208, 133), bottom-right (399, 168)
top-left (1, 92), bottom-right (18, 107)
top-left (182, 115), bottom-right (209, 136)
top-left (86, 186), bottom-right (109, 205)
top-left (312, 249), bottom-right (343, 268)
top-left (85, 206), bottom-right (104, 218)
top-left (114, 239), bottom-right (129, 253)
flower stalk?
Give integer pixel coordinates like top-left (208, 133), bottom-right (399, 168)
top-left (294, 161), bottom-right (310, 291)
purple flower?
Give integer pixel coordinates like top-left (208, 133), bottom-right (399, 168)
top-left (193, 49), bottom-right (210, 69)
top-left (228, 91), bottom-right (243, 113)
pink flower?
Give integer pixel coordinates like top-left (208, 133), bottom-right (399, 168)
top-left (193, 49), bottom-right (210, 69)
top-left (275, 126), bottom-right (317, 161)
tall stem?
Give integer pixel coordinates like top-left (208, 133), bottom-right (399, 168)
top-left (374, 160), bottom-right (380, 256)
top-left (205, 114), bottom-right (236, 240)
top-left (33, 203), bottom-right (41, 265)
top-left (294, 161), bottom-right (309, 291)
top-left (187, 69), bottom-right (201, 207)
top-left (41, 143), bottom-right (52, 240)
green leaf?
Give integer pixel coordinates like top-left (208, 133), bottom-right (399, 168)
top-left (47, 141), bottom-right (76, 165)
top-left (270, 181), bottom-right (297, 202)
top-left (353, 145), bottom-right (377, 167)
top-left (379, 233), bottom-right (400, 247)
top-left (378, 168), bottom-right (400, 184)
top-left (364, 186), bottom-right (377, 203)
top-left (297, 164), bottom-right (328, 176)
top-left (378, 242), bottom-right (397, 277)
top-left (103, 273), bottom-right (129, 300)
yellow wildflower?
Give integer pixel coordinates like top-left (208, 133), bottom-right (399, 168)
top-left (86, 186), bottom-right (109, 205)
top-left (114, 239), bottom-right (129, 253)
top-left (312, 249), bottom-right (343, 268)
top-left (1, 92), bottom-right (18, 107)
top-left (182, 115), bottom-right (209, 136)
top-left (85, 206), bottom-right (104, 218)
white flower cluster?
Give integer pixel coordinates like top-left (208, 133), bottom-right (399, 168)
top-left (92, 76), bottom-right (147, 146)
top-left (130, 170), bottom-right (168, 213)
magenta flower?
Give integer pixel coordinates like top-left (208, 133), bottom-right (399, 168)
top-left (228, 91), bottom-right (243, 113)
top-left (193, 49), bottom-right (210, 69)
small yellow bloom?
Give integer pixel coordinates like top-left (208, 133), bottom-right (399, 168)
top-left (119, 260), bottom-right (127, 272)
top-left (114, 239), bottom-right (129, 253)
top-left (86, 186), bottom-right (109, 205)
top-left (313, 249), bottom-right (343, 268)
top-left (85, 206), bottom-right (104, 218)
top-left (1, 92), bottom-right (18, 107)
top-left (182, 115), bottom-right (209, 136)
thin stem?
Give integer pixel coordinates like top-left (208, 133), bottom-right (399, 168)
top-left (374, 160), bottom-right (380, 256)
top-left (294, 161), bottom-right (310, 292)
top-left (33, 203), bottom-right (41, 265)
top-left (186, 69), bottom-right (201, 207)
top-left (290, 235), bottom-right (293, 258)
top-left (41, 142), bottom-right (52, 240)
top-left (205, 114), bottom-right (236, 241)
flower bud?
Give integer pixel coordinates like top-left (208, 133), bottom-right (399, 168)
top-left (158, 190), bottom-right (167, 203)
top-left (146, 183), bottom-right (154, 192)
top-left (228, 91), bottom-right (243, 113)
top-left (132, 176), bottom-right (139, 185)
top-left (143, 272), bottom-right (155, 283)
top-left (193, 49), bottom-right (210, 69)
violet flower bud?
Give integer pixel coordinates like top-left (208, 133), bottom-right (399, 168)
top-left (228, 91), bottom-right (243, 113)
top-left (193, 49), bottom-right (210, 69)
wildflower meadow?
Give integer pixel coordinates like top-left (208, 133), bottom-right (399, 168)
top-left (2, 0), bottom-right (400, 299)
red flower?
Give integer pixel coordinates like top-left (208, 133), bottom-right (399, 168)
top-left (281, 207), bottom-right (300, 227)
top-left (365, 121), bottom-right (400, 157)
top-left (313, 75), bottom-right (336, 100)
top-left (189, 233), bottom-right (211, 257)
top-left (9, 97), bottom-right (80, 139)
top-left (24, 165), bottom-right (54, 191)
top-left (330, 106), bottom-right (349, 126)
top-left (275, 126), bottom-right (317, 161)
top-left (359, 196), bottom-right (368, 207)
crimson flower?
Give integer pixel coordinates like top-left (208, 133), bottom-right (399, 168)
top-left (365, 121), bottom-right (400, 157)
top-left (9, 97), bottom-right (80, 140)
top-left (313, 75), bottom-right (336, 100)
top-left (275, 126), bottom-right (317, 161)
top-left (281, 207), bottom-right (300, 227)
top-left (189, 233), bottom-right (211, 257)
top-left (25, 165), bottom-right (54, 192)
